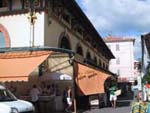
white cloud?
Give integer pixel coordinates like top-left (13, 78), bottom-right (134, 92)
top-left (76, 0), bottom-right (150, 59)
top-left (77, 0), bottom-right (150, 36)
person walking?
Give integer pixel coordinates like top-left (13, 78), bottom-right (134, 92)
top-left (30, 84), bottom-right (41, 113)
top-left (109, 85), bottom-right (117, 108)
top-left (62, 86), bottom-right (72, 113)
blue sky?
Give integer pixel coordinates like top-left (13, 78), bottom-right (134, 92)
top-left (76, 0), bottom-right (150, 60)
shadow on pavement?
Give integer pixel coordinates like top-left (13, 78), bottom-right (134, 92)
top-left (117, 100), bottom-right (131, 107)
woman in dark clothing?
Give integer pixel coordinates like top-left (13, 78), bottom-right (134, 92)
top-left (63, 86), bottom-right (72, 112)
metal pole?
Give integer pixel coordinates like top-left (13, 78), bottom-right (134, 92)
top-left (73, 61), bottom-right (77, 113)
top-left (32, 23), bottom-right (35, 47)
top-left (27, 1), bottom-right (37, 47)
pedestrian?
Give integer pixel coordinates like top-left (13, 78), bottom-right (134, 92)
top-left (62, 86), bottom-right (72, 112)
top-left (109, 84), bottom-right (117, 108)
top-left (30, 84), bottom-right (41, 113)
top-left (41, 82), bottom-right (47, 95)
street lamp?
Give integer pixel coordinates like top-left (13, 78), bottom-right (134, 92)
top-left (27, 1), bottom-right (37, 47)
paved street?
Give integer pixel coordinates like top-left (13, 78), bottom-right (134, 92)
top-left (36, 97), bottom-right (133, 113)
top-left (81, 106), bottom-right (131, 113)
top-left (80, 96), bottom-right (133, 113)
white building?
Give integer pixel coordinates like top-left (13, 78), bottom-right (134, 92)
top-left (104, 36), bottom-right (135, 83)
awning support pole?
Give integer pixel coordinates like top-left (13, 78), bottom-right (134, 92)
top-left (72, 61), bottom-right (77, 113)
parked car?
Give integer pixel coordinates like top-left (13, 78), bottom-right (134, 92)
top-left (0, 103), bottom-right (11, 113)
top-left (0, 85), bottom-right (34, 113)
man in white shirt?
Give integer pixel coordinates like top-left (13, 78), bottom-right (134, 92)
top-left (30, 84), bottom-right (41, 113)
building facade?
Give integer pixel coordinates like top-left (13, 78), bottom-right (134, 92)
top-left (0, 1), bottom-right (117, 109)
top-left (134, 60), bottom-right (141, 78)
top-left (141, 33), bottom-right (150, 76)
top-left (104, 36), bottom-right (135, 82)
top-left (0, 0), bottom-right (114, 70)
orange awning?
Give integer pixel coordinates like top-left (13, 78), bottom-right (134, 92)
top-left (0, 51), bottom-right (52, 82)
top-left (75, 62), bottom-right (110, 96)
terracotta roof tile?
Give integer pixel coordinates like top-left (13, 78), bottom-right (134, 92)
top-left (104, 36), bottom-right (135, 42)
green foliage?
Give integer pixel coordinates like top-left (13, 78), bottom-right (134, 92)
top-left (142, 69), bottom-right (150, 83)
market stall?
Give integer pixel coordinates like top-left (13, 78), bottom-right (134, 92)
top-left (0, 47), bottom-right (116, 113)
top-left (0, 47), bottom-right (75, 113)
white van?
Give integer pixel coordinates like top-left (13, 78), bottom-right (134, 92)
top-left (0, 85), bottom-right (34, 113)
top-left (0, 103), bottom-right (11, 113)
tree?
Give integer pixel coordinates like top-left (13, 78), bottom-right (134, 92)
top-left (142, 69), bottom-right (150, 83)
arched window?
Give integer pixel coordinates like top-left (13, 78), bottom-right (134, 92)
top-left (76, 44), bottom-right (83, 56)
top-left (60, 37), bottom-right (71, 50)
top-left (86, 52), bottom-right (91, 60)
top-left (0, 32), bottom-right (5, 47)
top-left (103, 63), bottom-right (105, 68)
top-left (99, 60), bottom-right (102, 67)
top-left (0, 24), bottom-right (10, 47)
top-left (106, 64), bottom-right (109, 70)
top-left (94, 56), bottom-right (97, 64)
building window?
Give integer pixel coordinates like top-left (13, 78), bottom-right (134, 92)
top-left (116, 44), bottom-right (120, 51)
top-left (62, 13), bottom-right (71, 24)
top-left (60, 37), bottom-right (71, 50)
top-left (0, 0), bottom-right (8, 8)
top-left (106, 65), bottom-right (109, 70)
top-left (99, 60), bottom-right (102, 67)
top-left (103, 63), bottom-right (105, 68)
top-left (76, 45), bottom-right (83, 56)
top-left (117, 69), bottom-right (120, 75)
top-left (76, 27), bottom-right (83, 36)
top-left (0, 32), bottom-right (5, 47)
top-left (0, 24), bottom-right (10, 47)
top-left (25, 0), bottom-right (40, 9)
top-left (94, 56), bottom-right (97, 64)
top-left (85, 36), bottom-right (90, 42)
top-left (86, 52), bottom-right (91, 60)
top-left (116, 57), bottom-right (120, 64)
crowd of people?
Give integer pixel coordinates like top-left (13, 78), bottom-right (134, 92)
top-left (29, 83), bottom-right (72, 113)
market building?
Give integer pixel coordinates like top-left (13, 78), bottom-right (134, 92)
top-left (0, 0), bottom-right (113, 69)
top-left (0, 0), bottom-right (116, 112)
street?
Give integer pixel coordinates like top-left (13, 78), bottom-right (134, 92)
top-left (80, 96), bottom-right (133, 113)
top-left (82, 107), bottom-right (131, 113)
